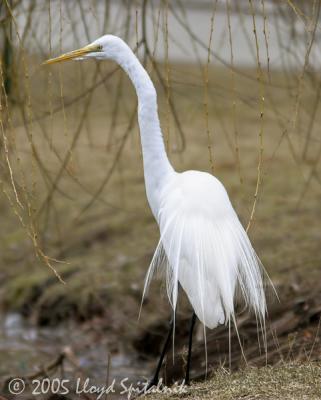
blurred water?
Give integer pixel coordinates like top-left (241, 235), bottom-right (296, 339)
top-left (13, 0), bottom-right (319, 68)
top-left (0, 313), bottom-right (150, 397)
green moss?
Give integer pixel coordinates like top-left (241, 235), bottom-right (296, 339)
top-left (3, 268), bottom-right (52, 311)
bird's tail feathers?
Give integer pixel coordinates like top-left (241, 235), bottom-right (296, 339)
top-left (140, 212), bottom-right (276, 364)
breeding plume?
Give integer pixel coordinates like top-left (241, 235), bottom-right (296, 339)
top-left (44, 35), bottom-right (268, 386)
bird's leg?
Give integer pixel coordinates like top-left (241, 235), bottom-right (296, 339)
top-left (145, 318), bottom-right (174, 391)
top-left (185, 312), bottom-right (196, 386)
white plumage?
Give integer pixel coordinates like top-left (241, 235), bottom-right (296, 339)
top-left (144, 170), bottom-right (266, 329)
top-left (44, 35), bottom-right (268, 331)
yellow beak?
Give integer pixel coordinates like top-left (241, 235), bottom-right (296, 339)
top-left (43, 44), bottom-right (101, 65)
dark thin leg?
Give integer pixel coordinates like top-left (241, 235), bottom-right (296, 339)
top-left (145, 318), bottom-right (174, 390)
top-left (185, 312), bottom-right (196, 386)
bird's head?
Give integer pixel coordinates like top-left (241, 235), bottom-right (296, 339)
top-left (43, 35), bottom-right (124, 65)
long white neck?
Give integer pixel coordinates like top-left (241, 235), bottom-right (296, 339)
top-left (112, 43), bottom-right (174, 217)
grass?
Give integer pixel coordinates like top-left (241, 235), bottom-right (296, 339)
top-left (148, 363), bottom-right (321, 400)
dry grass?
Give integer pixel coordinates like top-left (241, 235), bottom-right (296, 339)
top-left (148, 362), bottom-right (321, 400)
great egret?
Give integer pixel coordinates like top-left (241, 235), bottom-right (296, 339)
top-left (44, 35), bottom-right (269, 387)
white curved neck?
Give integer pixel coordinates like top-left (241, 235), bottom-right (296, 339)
top-left (112, 44), bottom-right (174, 216)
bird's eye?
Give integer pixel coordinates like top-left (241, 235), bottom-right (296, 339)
top-left (98, 44), bottom-right (103, 51)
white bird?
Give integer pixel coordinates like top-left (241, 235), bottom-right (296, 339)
top-left (44, 35), bottom-right (269, 387)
